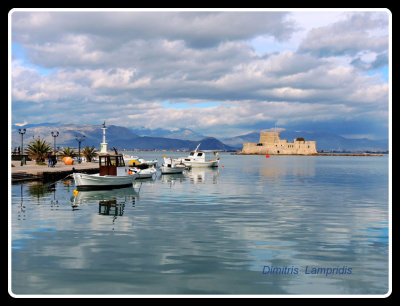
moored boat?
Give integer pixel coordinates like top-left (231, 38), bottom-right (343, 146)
top-left (73, 153), bottom-right (138, 190)
top-left (160, 157), bottom-right (186, 174)
top-left (176, 144), bottom-right (220, 168)
top-left (129, 166), bottom-right (157, 179)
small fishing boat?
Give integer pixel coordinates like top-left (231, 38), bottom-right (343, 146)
top-left (124, 155), bottom-right (158, 167)
top-left (160, 157), bottom-right (186, 174)
top-left (129, 166), bottom-right (157, 179)
top-left (176, 144), bottom-right (220, 168)
top-left (73, 153), bottom-right (138, 190)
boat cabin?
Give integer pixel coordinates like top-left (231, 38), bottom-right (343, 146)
top-left (99, 154), bottom-right (126, 176)
top-left (184, 151), bottom-right (205, 162)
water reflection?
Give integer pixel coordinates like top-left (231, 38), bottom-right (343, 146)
top-left (11, 154), bottom-right (389, 295)
top-left (72, 186), bottom-right (139, 209)
top-left (16, 184), bottom-right (26, 221)
top-left (259, 156), bottom-right (316, 178)
top-left (187, 167), bottom-right (220, 184)
top-left (71, 186), bottom-right (140, 230)
top-left (159, 173), bottom-right (186, 185)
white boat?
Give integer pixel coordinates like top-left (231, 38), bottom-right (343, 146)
top-left (160, 157), bottom-right (186, 174)
top-left (73, 153), bottom-right (138, 190)
top-left (129, 166), bottom-right (157, 179)
top-left (176, 144), bottom-right (220, 168)
top-left (124, 155), bottom-right (158, 167)
top-left (123, 154), bottom-right (139, 164)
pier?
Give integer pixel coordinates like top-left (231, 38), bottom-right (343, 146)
top-left (11, 160), bottom-right (99, 183)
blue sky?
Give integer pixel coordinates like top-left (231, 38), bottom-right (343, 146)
top-left (10, 9), bottom-right (390, 139)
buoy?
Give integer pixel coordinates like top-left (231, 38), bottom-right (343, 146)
top-left (222, 165), bottom-right (224, 168)
top-left (73, 190), bottom-right (79, 196)
top-left (266, 150), bottom-right (270, 158)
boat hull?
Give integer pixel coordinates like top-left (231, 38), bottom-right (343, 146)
top-left (181, 160), bottom-right (219, 168)
top-left (73, 172), bottom-right (138, 190)
top-left (131, 168), bottom-right (157, 179)
top-left (160, 166), bottom-right (185, 174)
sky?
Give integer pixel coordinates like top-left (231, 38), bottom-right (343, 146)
top-left (9, 9), bottom-right (391, 139)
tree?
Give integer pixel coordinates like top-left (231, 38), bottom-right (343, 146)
top-left (25, 137), bottom-right (52, 164)
top-left (82, 145), bottom-right (98, 162)
top-left (59, 146), bottom-right (77, 158)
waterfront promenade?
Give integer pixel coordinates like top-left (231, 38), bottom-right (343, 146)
top-left (11, 160), bottom-right (99, 182)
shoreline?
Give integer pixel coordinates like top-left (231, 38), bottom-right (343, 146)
top-left (11, 160), bottom-right (99, 183)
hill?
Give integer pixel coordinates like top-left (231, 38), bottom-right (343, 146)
top-left (11, 123), bottom-right (235, 151)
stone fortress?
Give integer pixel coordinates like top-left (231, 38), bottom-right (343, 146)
top-left (242, 131), bottom-right (317, 155)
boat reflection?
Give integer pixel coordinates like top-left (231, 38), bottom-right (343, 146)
top-left (187, 167), bottom-right (219, 184)
top-left (72, 186), bottom-right (139, 211)
top-left (159, 173), bottom-right (186, 182)
top-left (98, 199), bottom-right (125, 217)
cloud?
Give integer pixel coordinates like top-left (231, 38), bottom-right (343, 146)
top-left (12, 11), bottom-right (295, 54)
top-left (298, 12), bottom-right (388, 57)
top-left (10, 10), bottom-right (390, 139)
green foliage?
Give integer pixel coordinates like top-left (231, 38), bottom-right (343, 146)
top-left (59, 147), bottom-right (77, 158)
top-left (82, 145), bottom-right (98, 162)
top-left (25, 137), bottom-right (52, 163)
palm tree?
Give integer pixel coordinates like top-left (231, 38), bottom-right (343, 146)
top-left (59, 146), bottom-right (77, 158)
top-left (25, 137), bottom-right (52, 164)
top-left (82, 145), bottom-right (98, 162)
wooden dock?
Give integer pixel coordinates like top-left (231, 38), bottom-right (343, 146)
top-left (11, 160), bottom-right (99, 183)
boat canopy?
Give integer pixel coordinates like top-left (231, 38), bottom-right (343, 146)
top-left (99, 154), bottom-right (125, 176)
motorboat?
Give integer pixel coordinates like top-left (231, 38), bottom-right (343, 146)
top-left (123, 154), bottom-right (139, 164)
top-left (176, 144), bottom-right (220, 168)
top-left (73, 153), bottom-right (138, 190)
top-left (129, 166), bottom-right (157, 179)
top-left (160, 157), bottom-right (186, 174)
top-left (124, 155), bottom-right (158, 167)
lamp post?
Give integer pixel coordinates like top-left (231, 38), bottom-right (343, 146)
top-left (51, 131), bottom-right (59, 152)
top-left (75, 135), bottom-right (85, 163)
top-left (18, 128), bottom-right (26, 154)
top-left (18, 128), bottom-right (26, 166)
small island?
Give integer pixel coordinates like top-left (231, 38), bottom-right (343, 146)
top-left (237, 131), bottom-right (382, 156)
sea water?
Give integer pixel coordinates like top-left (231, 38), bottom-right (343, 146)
top-left (10, 153), bottom-right (390, 295)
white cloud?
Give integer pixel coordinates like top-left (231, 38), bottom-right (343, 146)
top-left (10, 10), bottom-right (390, 139)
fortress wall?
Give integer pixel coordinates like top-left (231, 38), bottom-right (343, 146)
top-left (241, 132), bottom-right (317, 155)
top-left (259, 132), bottom-right (280, 143)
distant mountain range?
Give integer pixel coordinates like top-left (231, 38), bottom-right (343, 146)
top-left (129, 127), bottom-right (206, 140)
top-left (11, 123), bottom-right (235, 151)
top-left (11, 123), bottom-right (388, 153)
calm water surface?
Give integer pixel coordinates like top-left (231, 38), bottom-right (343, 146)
top-left (10, 153), bottom-right (389, 295)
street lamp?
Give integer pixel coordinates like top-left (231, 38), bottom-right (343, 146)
top-left (18, 128), bottom-right (26, 154)
top-left (75, 135), bottom-right (85, 164)
top-left (51, 131), bottom-right (59, 152)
